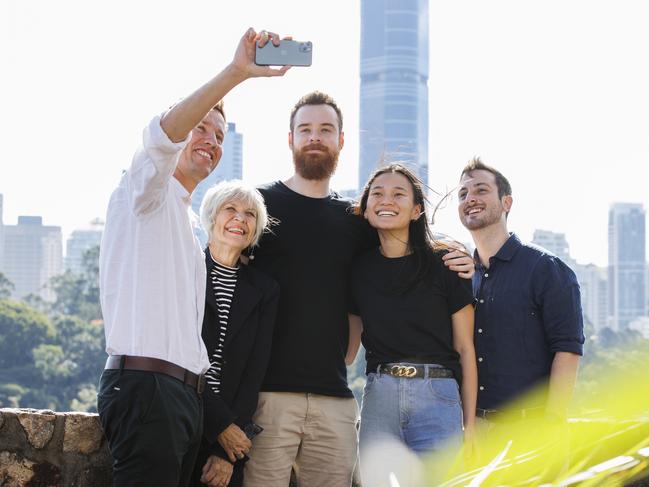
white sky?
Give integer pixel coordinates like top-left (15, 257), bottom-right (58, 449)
top-left (1, 0), bottom-right (648, 267)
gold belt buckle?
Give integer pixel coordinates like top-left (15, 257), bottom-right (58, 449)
top-left (390, 365), bottom-right (417, 378)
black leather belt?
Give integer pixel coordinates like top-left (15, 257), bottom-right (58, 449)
top-left (378, 363), bottom-right (454, 379)
top-left (105, 355), bottom-right (205, 394)
top-left (476, 406), bottom-right (545, 422)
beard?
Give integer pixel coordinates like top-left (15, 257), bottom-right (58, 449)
top-left (460, 205), bottom-right (505, 231)
top-left (293, 143), bottom-right (339, 181)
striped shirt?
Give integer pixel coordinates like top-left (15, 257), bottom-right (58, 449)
top-left (205, 256), bottom-right (239, 395)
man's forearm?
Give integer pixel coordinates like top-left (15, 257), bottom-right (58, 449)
top-left (546, 351), bottom-right (580, 419)
top-left (161, 64), bottom-right (247, 142)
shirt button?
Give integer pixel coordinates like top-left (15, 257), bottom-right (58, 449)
top-left (479, 299), bottom-right (484, 304)
top-left (478, 357), bottom-right (483, 362)
top-left (478, 328), bottom-right (483, 333)
top-left (484, 273), bottom-right (489, 277)
top-left (479, 386), bottom-right (485, 391)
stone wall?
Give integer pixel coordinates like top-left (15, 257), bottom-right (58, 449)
top-left (1, 408), bottom-right (648, 486)
top-left (0, 408), bottom-right (111, 487)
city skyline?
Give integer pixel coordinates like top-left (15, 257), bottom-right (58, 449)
top-left (359, 0), bottom-right (430, 188)
top-left (2, 1), bottom-right (649, 267)
top-left (1, 191), bottom-right (647, 331)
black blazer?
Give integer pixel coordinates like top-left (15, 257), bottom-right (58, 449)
top-left (201, 250), bottom-right (279, 459)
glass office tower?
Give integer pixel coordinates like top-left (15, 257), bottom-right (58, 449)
top-left (359, 0), bottom-right (429, 190)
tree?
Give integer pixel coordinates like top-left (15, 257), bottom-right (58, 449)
top-left (49, 245), bottom-right (101, 321)
top-left (0, 300), bottom-right (55, 369)
top-left (0, 272), bottom-right (14, 299)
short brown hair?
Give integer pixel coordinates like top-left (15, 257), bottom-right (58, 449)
top-left (212, 100), bottom-right (226, 124)
top-left (289, 91), bottom-right (343, 133)
top-left (460, 157), bottom-right (512, 199)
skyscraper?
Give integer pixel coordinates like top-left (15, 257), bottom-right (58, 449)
top-left (574, 263), bottom-right (608, 333)
top-left (359, 0), bottom-right (429, 190)
top-left (65, 218), bottom-right (104, 274)
top-left (608, 203), bottom-right (646, 331)
top-left (532, 229), bottom-right (572, 263)
top-left (532, 229), bottom-right (608, 332)
top-left (0, 194), bottom-right (5, 273)
top-left (191, 122), bottom-right (243, 243)
top-left (2, 216), bottom-right (62, 301)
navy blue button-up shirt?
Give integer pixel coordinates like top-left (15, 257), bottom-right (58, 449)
top-left (473, 233), bottom-right (584, 410)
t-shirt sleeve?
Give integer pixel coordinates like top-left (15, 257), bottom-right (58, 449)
top-left (441, 256), bottom-right (475, 314)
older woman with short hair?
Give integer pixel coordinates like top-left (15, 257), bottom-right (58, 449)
top-left (191, 180), bottom-right (279, 487)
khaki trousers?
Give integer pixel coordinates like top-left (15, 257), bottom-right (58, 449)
top-left (243, 391), bottom-right (359, 487)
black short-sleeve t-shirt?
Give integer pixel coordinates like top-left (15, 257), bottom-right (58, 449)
top-left (251, 181), bottom-right (376, 397)
top-left (350, 247), bottom-right (474, 383)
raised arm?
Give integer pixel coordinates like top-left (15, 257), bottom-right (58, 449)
top-left (161, 28), bottom-right (290, 142)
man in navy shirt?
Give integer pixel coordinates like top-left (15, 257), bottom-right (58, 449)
top-left (457, 158), bottom-right (584, 422)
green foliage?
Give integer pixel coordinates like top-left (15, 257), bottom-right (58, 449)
top-left (0, 272), bottom-right (15, 299)
top-left (0, 299), bottom-right (55, 368)
top-left (48, 245), bottom-right (102, 321)
top-left (0, 245), bottom-right (106, 411)
top-left (0, 383), bottom-right (27, 408)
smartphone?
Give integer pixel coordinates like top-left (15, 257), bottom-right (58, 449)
top-left (255, 40), bottom-right (313, 67)
top-left (243, 422), bottom-right (264, 440)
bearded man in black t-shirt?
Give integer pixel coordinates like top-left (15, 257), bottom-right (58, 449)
top-left (243, 92), bottom-right (475, 487)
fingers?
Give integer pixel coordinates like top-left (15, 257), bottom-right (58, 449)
top-left (442, 248), bottom-right (467, 260)
top-left (256, 29), bottom-right (281, 47)
top-left (201, 457), bottom-right (217, 484)
top-left (226, 449), bottom-right (237, 463)
top-left (264, 65), bottom-right (291, 77)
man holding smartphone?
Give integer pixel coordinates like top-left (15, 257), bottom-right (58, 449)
top-left (243, 92), bottom-right (475, 487)
top-left (97, 28), bottom-right (289, 487)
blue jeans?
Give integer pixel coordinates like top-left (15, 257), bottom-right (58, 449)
top-left (359, 365), bottom-right (463, 457)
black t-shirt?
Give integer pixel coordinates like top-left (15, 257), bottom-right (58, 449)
top-left (251, 181), bottom-right (376, 397)
top-left (349, 247), bottom-right (474, 383)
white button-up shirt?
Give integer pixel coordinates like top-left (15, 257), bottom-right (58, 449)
top-left (99, 115), bottom-right (210, 375)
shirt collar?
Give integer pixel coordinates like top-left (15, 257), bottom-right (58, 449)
top-left (493, 233), bottom-right (522, 262)
top-left (472, 232), bottom-right (522, 268)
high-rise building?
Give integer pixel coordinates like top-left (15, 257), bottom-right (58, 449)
top-left (65, 218), bottom-right (104, 274)
top-left (573, 263), bottom-right (608, 333)
top-left (0, 194), bottom-right (5, 272)
top-left (532, 229), bottom-right (572, 263)
top-left (359, 0), bottom-right (429, 191)
top-left (191, 122), bottom-right (243, 244)
top-left (2, 215), bottom-right (62, 301)
top-left (608, 203), bottom-right (646, 331)
top-left (532, 229), bottom-right (608, 332)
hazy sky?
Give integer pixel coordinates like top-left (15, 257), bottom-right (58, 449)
top-left (1, 0), bottom-right (648, 267)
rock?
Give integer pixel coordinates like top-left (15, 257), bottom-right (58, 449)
top-left (0, 451), bottom-right (35, 487)
top-left (16, 409), bottom-right (56, 449)
top-left (62, 413), bottom-right (104, 454)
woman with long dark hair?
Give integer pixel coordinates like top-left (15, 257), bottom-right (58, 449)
top-left (348, 164), bottom-right (477, 477)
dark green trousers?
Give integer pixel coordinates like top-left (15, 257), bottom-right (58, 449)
top-left (98, 369), bottom-right (203, 487)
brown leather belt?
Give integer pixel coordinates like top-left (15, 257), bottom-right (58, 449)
top-left (105, 355), bottom-right (205, 394)
top-left (378, 363), bottom-right (454, 379)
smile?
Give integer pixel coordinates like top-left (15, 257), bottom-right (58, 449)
top-left (195, 149), bottom-right (213, 161)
